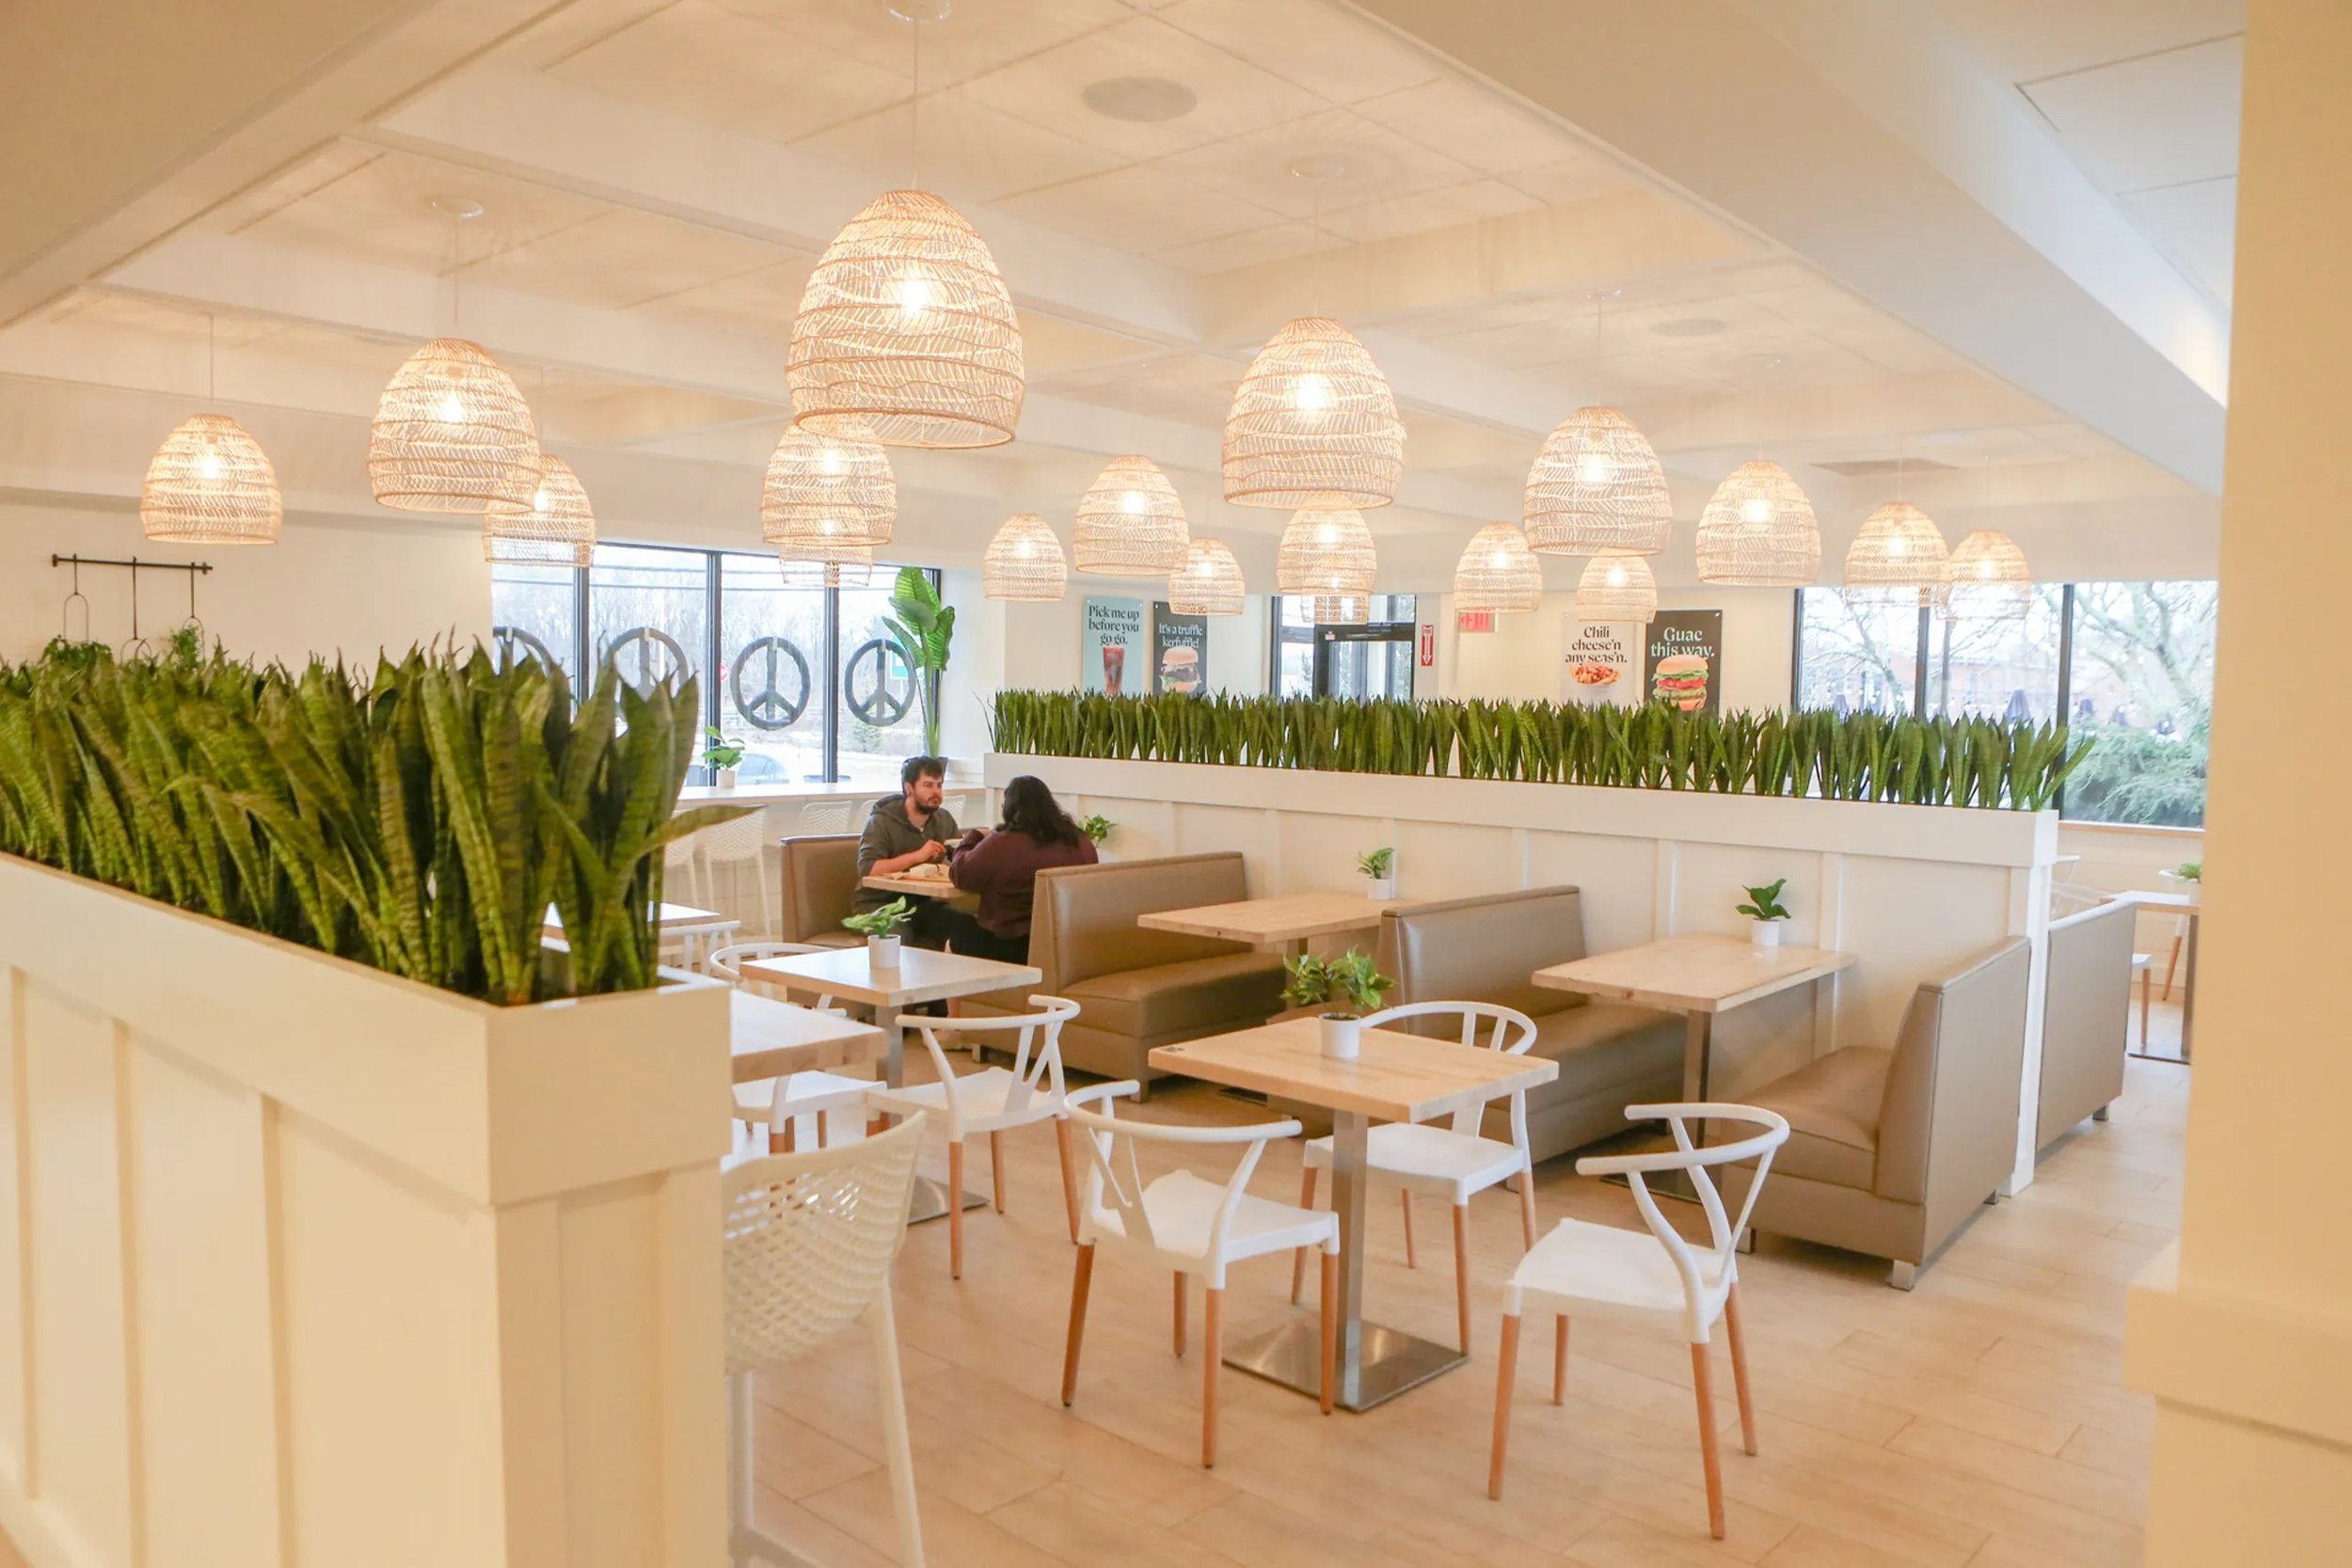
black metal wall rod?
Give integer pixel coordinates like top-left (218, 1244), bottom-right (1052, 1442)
top-left (50, 554), bottom-right (214, 575)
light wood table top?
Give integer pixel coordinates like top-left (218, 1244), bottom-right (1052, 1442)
top-left (1533, 933), bottom-right (1854, 1014)
top-left (2123, 890), bottom-right (2202, 918)
top-left (1150, 1017), bottom-right (1555, 1124)
top-left (860, 871), bottom-right (960, 899)
top-left (1137, 891), bottom-right (1406, 949)
top-left (729, 990), bottom-right (884, 1084)
top-left (739, 945), bottom-right (1040, 1008)
top-left (542, 901), bottom-right (733, 939)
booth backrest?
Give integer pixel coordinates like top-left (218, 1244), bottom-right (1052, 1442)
top-left (1375, 887), bottom-right (1591, 1022)
top-left (779, 834), bottom-right (858, 944)
top-left (1031, 853), bottom-right (1255, 991)
top-left (1877, 938), bottom-right (2030, 1228)
top-left (2037, 897), bottom-right (2136, 1148)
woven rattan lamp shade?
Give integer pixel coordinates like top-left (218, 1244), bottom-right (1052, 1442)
top-left (982, 514), bottom-right (1067, 602)
top-left (1074, 454), bottom-right (1190, 576)
top-left (1276, 508), bottom-right (1376, 595)
top-left (1453, 523), bottom-right (1543, 613)
top-left (761, 428), bottom-right (896, 546)
top-left (780, 545), bottom-right (875, 591)
top-left (140, 414), bottom-right (281, 545)
top-left (1943, 530), bottom-right (2033, 620)
top-left (787, 189), bottom-right (1024, 451)
top-left (1574, 552), bottom-right (1657, 624)
top-left (1311, 594), bottom-right (1369, 626)
top-left (1168, 538), bottom-right (1245, 615)
top-left (1223, 317), bottom-right (1404, 510)
top-left (1522, 406), bottom-right (1671, 555)
top-left (1843, 501), bottom-right (1950, 607)
top-left (1696, 459), bottom-right (1820, 587)
top-left (368, 338), bottom-right (538, 512)
top-left (484, 453), bottom-right (596, 568)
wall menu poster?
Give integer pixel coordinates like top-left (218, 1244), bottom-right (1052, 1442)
top-left (1643, 610), bottom-right (1724, 718)
top-left (1081, 596), bottom-right (1148, 695)
top-left (1561, 619), bottom-right (1640, 707)
top-left (1150, 602), bottom-right (1208, 694)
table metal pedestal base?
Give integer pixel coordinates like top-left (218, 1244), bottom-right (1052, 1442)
top-left (907, 1174), bottom-right (991, 1226)
top-left (1224, 1317), bottom-right (1466, 1413)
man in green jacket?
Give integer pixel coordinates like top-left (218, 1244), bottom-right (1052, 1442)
top-left (854, 755), bottom-right (969, 944)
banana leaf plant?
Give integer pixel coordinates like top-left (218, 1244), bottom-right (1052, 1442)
top-left (881, 565), bottom-right (954, 756)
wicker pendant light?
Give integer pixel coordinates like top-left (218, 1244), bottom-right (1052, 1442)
top-left (1168, 538), bottom-right (1245, 616)
top-left (1074, 454), bottom-right (1189, 576)
top-left (1311, 594), bottom-right (1369, 626)
top-left (1842, 500), bottom-right (1950, 607)
top-left (140, 414), bottom-right (282, 545)
top-left (484, 452), bottom-right (596, 568)
top-left (1942, 531), bottom-right (2034, 620)
top-left (1574, 551), bottom-right (1657, 624)
top-left (760, 428), bottom-right (895, 546)
top-left (982, 514), bottom-right (1068, 602)
top-left (1276, 507), bottom-right (1376, 596)
top-left (787, 189), bottom-right (1024, 450)
top-left (1695, 459), bottom-right (1820, 587)
top-left (1522, 407), bottom-right (1671, 555)
top-left (369, 338), bottom-right (539, 512)
top-left (1224, 317), bottom-right (1404, 509)
top-left (1452, 522), bottom-right (1543, 613)
top-left (780, 544), bottom-right (875, 591)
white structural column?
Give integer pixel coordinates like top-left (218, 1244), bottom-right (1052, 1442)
top-left (2125, 3), bottom-right (2352, 1560)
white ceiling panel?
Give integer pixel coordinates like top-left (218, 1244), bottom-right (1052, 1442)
top-left (2021, 35), bottom-right (2243, 193)
top-left (1353, 74), bottom-right (1590, 176)
top-left (2123, 174), bottom-right (2237, 305)
top-left (1321, 180), bottom-right (1541, 243)
top-left (1156, 107), bottom-right (1481, 219)
top-left (708, 0), bottom-right (1129, 87)
top-left (791, 87), bottom-right (1132, 203)
top-left (995, 162), bottom-right (1284, 253)
top-left (1155, 0), bottom-right (1441, 103)
top-left (1928, 0), bottom-right (2244, 85)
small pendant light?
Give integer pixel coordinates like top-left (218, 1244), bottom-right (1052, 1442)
top-left (1943, 531), bottom-right (2034, 620)
top-left (1224, 317), bottom-right (1405, 509)
top-left (1276, 507), bottom-right (1376, 596)
top-left (1310, 594), bottom-right (1369, 626)
top-left (1695, 459), bottom-right (1820, 587)
top-left (982, 514), bottom-right (1068, 602)
top-left (485, 452), bottom-right (595, 568)
top-left (1074, 454), bottom-right (1189, 576)
top-left (1843, 500), bottom-right (1951, 608)
top-left (1574, 551), bottom-right (1657, 624)
top-left (761, 428), bottom-right (896, 546)
top-left (1452, 522), bottom-right (1543, 613)
top-left (1168, 538), bottom-right (1245, 615)
top-left (142, 316), bottom-right (280, 545)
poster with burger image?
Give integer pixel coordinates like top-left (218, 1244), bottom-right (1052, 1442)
top-left (1644, 610), bottom-right (1724, 718)
top-left (1152, 602), bottom-right (1208, 695)
top-left (1561, 619), bottom-right (1639, 707)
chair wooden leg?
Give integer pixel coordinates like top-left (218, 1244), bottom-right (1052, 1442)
top-left (2139, 972), bottom-right (2152, 1046)
top-left (1488, 1313), bottom-right (1520, 1499)
top-left (1518, 1170), bottom-right (1538, 1250)
top-left (818, 1110), bottom-right (830, 1149)
top-left (1059, 1244), bottom-right (1095, 1406)
top-left (1724, 1284), bottom-right (1757, 1456)
top-left (1290, 1166), bottom-right (1317, 1305)
top-left (781, 1118), bottom-right (796, 1155)
top-left (1692, 1343), bottom-right (1725, 1540)
top-left (762, 1125), bottom-right (777, 1156)
top-left (2162, 935), bottom-right (2183, 1000)
top-left (1172, 1273), bottom-right (1187, 1357)
top-left (1201, 1288), bottom-right (1223, 1468)
top-left (1453, 1203), bottom-right (1472, 1354)
top-left (1318, 1250), bottom-right (1337, 1416)
top-left (947, 1141), bottom-right (965, 1281)
top-left (1402, 1189), bottom-right (1418, 1268)
top-left (1054, 1117), bottom-right (1079, 1244)
top-left (989, 1130), bottom-right (1007, 1213)
top-left (1552, 1316), bottom-right (1569, 1404)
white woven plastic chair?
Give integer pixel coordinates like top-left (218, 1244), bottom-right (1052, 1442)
top-left (725, 1116), bottom-right (926, 1568)
top-left (662, 833), bottom-right (704, 911)
top-left (1488, 1102), bottom-right (1789, 1540)
top-left (702, 811), bottom-right (780, 940)
top-left (1288, 1000), bottom-right (1539, 1352)
top-left (798, 798), bottom-right (856, 835)
top-left (713, 942), bottom-right (868, 1155)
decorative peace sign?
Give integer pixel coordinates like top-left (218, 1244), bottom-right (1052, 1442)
top-left (843, 637), bottom-right (916, 726)
top-left (601, 626), bottom-right (690, 694)
top-left (492, 625), bottom-right (559, 672)
top-left (730, 635), bottom-right (812, 731)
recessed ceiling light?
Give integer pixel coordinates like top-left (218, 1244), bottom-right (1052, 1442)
top-left (886, 0), bottom-right (951, 24)
top-left (1083, 75), bottom-right (1198, 123)
top-left (1286, 153), bottom-right (1354, 183)
top-left (1651, 316), bottom-right (1725, 338)
top-left (428, 195), bottom-right (485, 221)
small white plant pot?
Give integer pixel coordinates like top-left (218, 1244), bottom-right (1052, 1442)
top-left (1319, 1013), bottom-right (1362, 1060)
top-left (715, 767), bottom-right (739, 789)
top-left (867, 934), bottom-right (902, 967)
top-left (1364, 875), bottom-right (1397, 901)
top-left (1751, 920), bottom-right (1782, 950)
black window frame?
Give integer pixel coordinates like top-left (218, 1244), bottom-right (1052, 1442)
top-left (1267, 594), bottom-right (1419, 699)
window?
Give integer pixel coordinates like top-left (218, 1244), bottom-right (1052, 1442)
top-left (489, 562), bottom-right (581, 685)
top-left (1270, 594), bottom-right (1418, 700)
top-left (834, 579), bottom-right (927, 775)
top-left (717, 554), bottom-right (825, 784)
top-left (590, 545), bottom-right (707, 696)
top-left (1793, 579), bottom-right (2215, 826)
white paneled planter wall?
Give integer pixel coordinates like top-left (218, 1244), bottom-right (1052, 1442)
top-left (0, 855), bottom-right (730, 1568)
top-left (989, 753), bottom-right (2060, 1191)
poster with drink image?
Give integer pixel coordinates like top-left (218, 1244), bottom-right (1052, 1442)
top-left (1151, 603), bottom-right (1208, 695)
top-left (1082, 596), bottom-right (1147, 696)
top-left (1643, 610), bottom-right (1724, 718)
top-left (1561, 619), bottom-right (1639, 707)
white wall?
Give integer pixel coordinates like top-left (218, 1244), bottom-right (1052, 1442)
top-left (993, 590), bottom-right (1268, 695)
top-left (1435, 586), bottom-right (1796, 710)
top-left (2, 499), bottom-right (488, 668)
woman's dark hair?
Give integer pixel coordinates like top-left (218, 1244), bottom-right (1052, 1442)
top-left (998, 775), bottom-right (1083, 847)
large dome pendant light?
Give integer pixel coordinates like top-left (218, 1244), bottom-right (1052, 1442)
top-left (143, 315), bottom-right (282, 546)
top-left (1522, 297), bottom-right (1670, 555)
top-left (781, 537), bottom-right (877, 591)
top-left (761, 428), bottom-right (896, 546)
top-left (787, 5), bottom-right (1023, 450)
top-left (1575, 551), bottom-right (1658, 624)
top-left (1843, 500), bottom-right (1951, 609)
top-left (370, 198), bottom-right (539, 512)
top-left (485, 452), bottom-right (596, 569)
top-left (982, 514), bottom-right (1068, 601)
top-left (1276, 507), bottom-right (1376, 598)
top-left (1074, 454), bottom-right (1189, 576)
top-left (1453, 523), bottom-right (1543, 613)
top-left (1695, 459), bottom-right (1820, 587)
top-left (1943, 531), bottom-right (2034, 621)
top-left (1168, 538), bottom-right (1246, 616)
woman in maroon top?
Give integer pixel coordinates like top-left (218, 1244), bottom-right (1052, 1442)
top-left (944, 775), bottom-right (1098, 963)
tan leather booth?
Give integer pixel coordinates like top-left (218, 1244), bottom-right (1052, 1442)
top-left (959, 852), bottom-right (1284, 1092)
top-left (1720, 939), bottom-right (2029, 1289)
top-left (1375, 888), bottom-right (1683, 1164)
top-left (778, 834), bottom-right (862, 950)
top-left (2037, 897), bottom-right (2134, 1149)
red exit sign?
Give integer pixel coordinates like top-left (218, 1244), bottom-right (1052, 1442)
top-left (1455, 610), bottom-right (1495, 634)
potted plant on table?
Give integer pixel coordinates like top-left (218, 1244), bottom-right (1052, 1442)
top-left (1357, 847), bottom-right (1397, 901)
top-left (1282, 947), bottom-right (1394, 1060)
top-left (1738, 879), bottom-right (1792, 949)
top-left (2168, 861), bottom-right (2201, 904)
top-left (1079, 814), bottom-right (1115, 847)
top-left (844, 896), bottom-right (915, 966)
top-left (704, 727), bottom-right (745, 788)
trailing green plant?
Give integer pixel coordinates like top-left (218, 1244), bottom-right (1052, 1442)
top-left (1078, 814), bottom-right (1114, 844)
top-left (1356, 846), bottom-right (1394, 879)
top-left (987, 689), bottom-right (2089, 811)
top-left (1281, 947), bottom-right (1392, 1018)
top-left (0, 639), bottom-right (745, 1005)
top-left (703, 727), bottom-right (745, 770)
top-left (2175, 861), bottom-right (2201, 880)
top-left (843, 895), bottom-right (915, 939)
top-left (1737, 879), bottom-right (1791, 923)
top-left (882, 566), bottom-right (954, 756)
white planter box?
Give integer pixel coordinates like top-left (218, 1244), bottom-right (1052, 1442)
top-left (0, 854), bottom-right (730, 1568)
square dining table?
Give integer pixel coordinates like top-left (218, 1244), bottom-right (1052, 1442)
top-left (542, 900), bottom-right (742, 970)
top-left (1137, 890), bottom-right (1408, 959)
top-left (1149, 1017), bottom-right (1557, 1412)
top-left (727, 990), bottom-right (885, 1085)
top-left (861, 870), bottom-right (961, 900)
